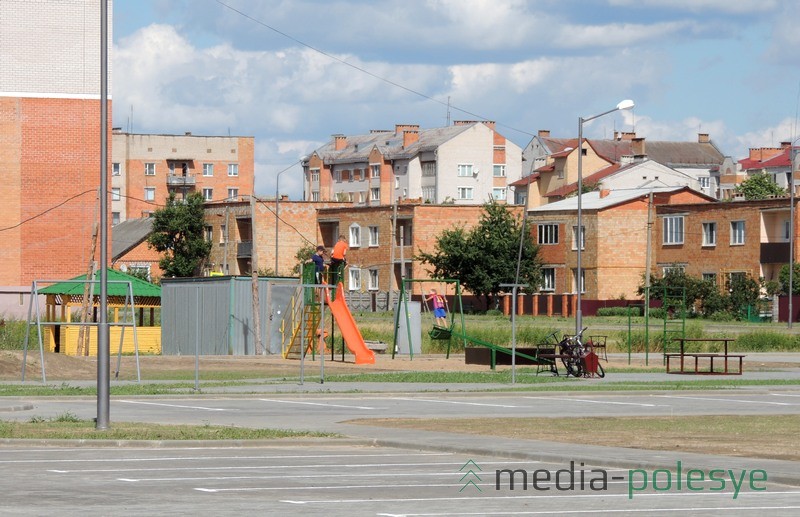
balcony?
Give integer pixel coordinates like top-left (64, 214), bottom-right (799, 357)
top-left (166, 173), bottom-right (196, 186)
top-left (237, 240), bottom-right (252, 258)
top-left (760, 242), bottom-right (790, 263)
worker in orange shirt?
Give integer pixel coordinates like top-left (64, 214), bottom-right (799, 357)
top-left (329, 235), bottom-right (348, 283)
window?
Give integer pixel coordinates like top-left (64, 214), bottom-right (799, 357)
top-left (493, 164), bottom-right (506, 177)
top-left (421, 162), bottom-right (436, 177)
top-left (702, 273), bottom-right (717, 285)
top-left (144, 163), bottom-right (155, 176)
top-left (370, 164), bottom-right (380, 178)
top-left (354, 169), bottom-right (362, 181)
top-left (699, 177), bottom-right (710, 189)
top-left (422, 186), bottom-right (435, 202)
top-left (203, 163), bottom-right (214, 177)
top-left (492, 188), bottom-right (507, 200)
top-left (348, 267), bottom-right (361, 291)
top-left (663, 216), bottom-right (684, 245)
top-left (663, 265), bottom-right (685, 275)
top-left (457, 164), bottom-right (474, 177)
top-left (111, 212), bottom-right (120, 225)
top-left (369, 226), bottom-right (379, 247)
top-left (701, 222), bottom-right (716, 246)
top-left (311, 191), bottom-right (320, 201)
top-left (727, 271), bottom-right (747, 289)
top-left (204, 225), bottom-right (213, 242)
top-left (349, 224), bottom-right (361, 247)
top-left (227, 187), bottom-right (238, 200)
top-left (457, 187), bottom-right (474, 200)
top-left (112, 163), bottom-right (120, 176)
top-left (785, 220), bottom-right (791, 241)
top-left (219, 225), bottom-right (227, 244)
top-left (368, 269), bottom-right (379, 291)
top-left (541, 268), bottom-right (555, 292)
top-left (572, 268), bottom-right (585, 293)
top-left (310, 169), bottom-right (320, 182)
top-left (227, 163), bottom-right (239, 177)
top-left (371, 187), bottom-right (380, 201)
top-left (128, 264), bottom-right (151, 281)
top-left (144, 187), bottom-right (155, 201)
top-left (571, 225), bottom-right (585, 250)
top-left (538, 224), bottom-right (559, 245)
top-left (730, 220), bottom-right (745, 245)
top-left (203, 188), bottom-right (213, 201)
top-left (334, 170), bottom-right (342, 182)
top-left (396, 221), bottom-right (413, 246)
top-left (111, 188), bottom-right (120, 201)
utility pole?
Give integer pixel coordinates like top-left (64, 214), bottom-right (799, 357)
top-left (77, 220), bottom-right (98, 356)
top-left (388, 200), bottom-right (398, 310)
top-left (250, 195), bottom-right (263, 355)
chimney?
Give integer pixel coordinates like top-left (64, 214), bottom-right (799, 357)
top-left (613, 131), bottom-right (620, 141)
top-left (698, 133), bottom-right (710, 144)
top-left (632, 137), bottom-right (646, 157)
top-left (185, 131), bottom-right (192, 136)
top-left (333, 134), bottom-right (347, 151)
top-left (620, 132), bottom-right (636, 141)
top-left (538, 129), bottom-right (550, 138)
top-left (453, 120), bottom-right (478, 126)
top-left (394, 124), bottom-right (419, 136)
top-left (403, 130), bottom-right (419, 148)
top-left (600, 189), bottom-right (611, 198)
top-left (482, 121), bottom-right (496, 131)
top-left (781, 141), bottom-right (791, 149)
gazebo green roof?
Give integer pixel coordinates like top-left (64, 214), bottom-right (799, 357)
top-left (39, 269), bottom-right (161, 298)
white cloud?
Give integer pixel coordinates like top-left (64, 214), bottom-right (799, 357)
top-left (608, 0), bottom-right (779, 14)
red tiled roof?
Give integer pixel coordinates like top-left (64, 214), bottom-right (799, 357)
top-left (544, 163), bottom-right (622, 198)
top-left (509, 173), bottom-right (539, 187)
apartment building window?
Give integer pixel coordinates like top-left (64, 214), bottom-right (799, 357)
top-left (310, 169), bottom-right (320, 182)
top-left (663, 265), bottom-right (685, 275)
top-left (421, 162), bottom-right (436, 177)
top-left (349, 224), bottom-right (361, 247)
top-left (354, 169), bottom-right (362, 181)
top-left (370, 164), bottom-right (380, 178)
top-left (493, 164), bottom-right (506, 177)
top-left (541, 268), bottom-right (555, 292)
top-left (203, 188), bottom-right (213, 201)
top-left (112, 163), bottom-right (120, 176)
top-left (203, 163), bottom-right (214, 177)
top-left (311, 191), bottom-right (320, 201)
top-left (571, 225), bottom-right (585, 250)
top-left (343, 169), bottom-right (351, 182)
top-left (334, 170), bottom-right (342, 182)
top-left (111, 188), bottom-right (121, 201)
top-left (492, 188), bottom-right (507, 200)
top-left (396, 221), bottom-right (413, 246)
top-left (572, 268), bottom-right (585, 294)
top-left (112, 212), bottom-right (120, 225)
top-left (144, 163), bottom-right (155, 176)
top-left (457, 187), bottom-right (474, 200)
top-left (538, 224), bottom-right (559, 245)
top-left (701, 222), bottom-right (716, 246)
top-left (727, 271), bottom-right (747, 289)
top-left (785, 220), bottom-right (791, 241)
top-left (227, 187), bottom-right (238, 200)
top-left (702, 272), bottom-right (717, 285)
top-left (144, 187), bottom-right (155, 201)
top-left (227, 163), bottom-right (239, 177)
top-left (699, 177), bottom-right (709, 189)
top-left (369, 226), bottom-right (379, 247)
top-left (348, 267), bottom-right (361, 291)
top-left (368, 269), bottom-right (379, 290)
top-left (662, 215), bottom-right (684, 245)
top-left (204, 225), bottom-right (213, 242)
top-left (730, 220), bottom-right (745, 245)
top-left (422, 186), bottom-right (435, 203)
top-left (457, 164), bottom-right (474, 177)
top-left (219, 225), bottom-right (227, 244)
top-left (371, 187), bottom-right (380, 201)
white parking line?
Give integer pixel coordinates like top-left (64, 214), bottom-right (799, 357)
top-left (391, 397), bottom-right (520, 408)
top-left (259, 398), bottom-right (376, 410)
top-left (117, 400), bottom-right (231, 411)
top-left (524, 396), bottom-right (665, 407)
top-left (655, 395), bottom-right (795, 406)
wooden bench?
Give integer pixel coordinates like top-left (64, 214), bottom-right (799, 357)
top-left (666, 338), bottom-right (745, 375)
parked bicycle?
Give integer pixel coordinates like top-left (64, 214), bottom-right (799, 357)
top-left (547, 328), bottom-right (605, 378)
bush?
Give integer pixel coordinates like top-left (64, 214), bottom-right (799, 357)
top-left (733, 331), bottom-right (800, 352)
top-left (0, 318), bottom-right (38, 351)
top-left (648, 308), bottom-right (666, 319)
top-left (484, 309), bottom-right (504, 317)
top-left (709, 311), bottom-right (735, 322)
top-left (596, 307), bottom-right (641, 317)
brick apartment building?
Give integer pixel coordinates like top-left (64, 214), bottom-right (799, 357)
top-left (303, 122), bottom-right (522, 206)
top-left (111, 130), bottom-right (255, 223)
top-left (0, 0), bottom-right (110, 317)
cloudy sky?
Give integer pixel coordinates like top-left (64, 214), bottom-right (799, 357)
top-left (112, 0), bottom-right (800, 199)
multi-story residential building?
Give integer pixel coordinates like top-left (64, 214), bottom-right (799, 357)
top-left (0, 0), bottom-right (110, 317)
top-left (302, 122), bottom-right (522, 206)
top-left (528, 186), bottom-right (714, 300)
top-left (715, 142), bottom-right (797, 200)
top-left (112, 130), bottom-right (255, 223)
top-left (517, 131), bottom-right (725, 208)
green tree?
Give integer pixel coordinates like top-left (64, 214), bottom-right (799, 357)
top-left (147, 192), bottom-right (212, 277)
top-left (734, 173), bottom-right (786, 200)
top-left (292, 243), bottom-right (316, 276)
top-left (639, 267), bottom-right (715, 315)
top-left (778, 262), bottom-right (800, 295)
top-left (416, 202), bottom-right (542, 309)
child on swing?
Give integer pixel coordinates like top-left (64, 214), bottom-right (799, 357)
top-left (425, 288), bottom-right (448, 327)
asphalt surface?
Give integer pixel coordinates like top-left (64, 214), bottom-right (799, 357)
top-left (1, 353), bottom-right (799, 516)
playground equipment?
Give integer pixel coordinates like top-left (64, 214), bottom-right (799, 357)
top-left (281, 263), bottom-right (374, 364)
top-left (393, 278), bottom-right (466, 358)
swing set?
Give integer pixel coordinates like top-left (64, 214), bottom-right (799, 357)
top-left (393, 278), bottom-right (466, 359)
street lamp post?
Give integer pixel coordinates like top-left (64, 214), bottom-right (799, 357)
top-left (274, 167), bottom-right (290, 275)
top-left (576, 99), bottom-right (634, 337)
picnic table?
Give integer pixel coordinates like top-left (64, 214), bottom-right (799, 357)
top-left (665, 337), bottom-right (745, 375)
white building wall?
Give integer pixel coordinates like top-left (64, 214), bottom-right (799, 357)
top-left (601, 161), bottom-right (699, 191)
top-left (436, 124), bottom-right (495, 203)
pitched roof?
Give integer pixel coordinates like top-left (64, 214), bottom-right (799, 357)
top-left (112, 217), bottom-right (154, 260)
top-left (740, 147), bottom-right (792, 170)
top-left (530, 186), bottom-right (699, 213)
top-left (544, 163), bottom-right (622, 198)
top-left (509, 172), bottom-right (539, 187)
top-left (38, 268), bottom-right (161, 298)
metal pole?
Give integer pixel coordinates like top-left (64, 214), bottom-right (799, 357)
top-left (576, 116), bottom-right (584, 338)
top-left (790, 149), bottom-right (795, 328)
top-left (96, 0), bottom-right (110, 430)
top-left (250, 195), bottom-right (263, 354)
top-left (274, 167), bottom-right (290, 275)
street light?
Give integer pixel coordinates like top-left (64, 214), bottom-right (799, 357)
top-left (576, 99), bottom-right (635, 337)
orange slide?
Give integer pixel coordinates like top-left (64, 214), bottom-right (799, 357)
top-left (325, 283), bottom-right (375, 364)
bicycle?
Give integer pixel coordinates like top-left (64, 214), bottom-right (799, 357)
top-left (557, 327), bottom-right (606, 378)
